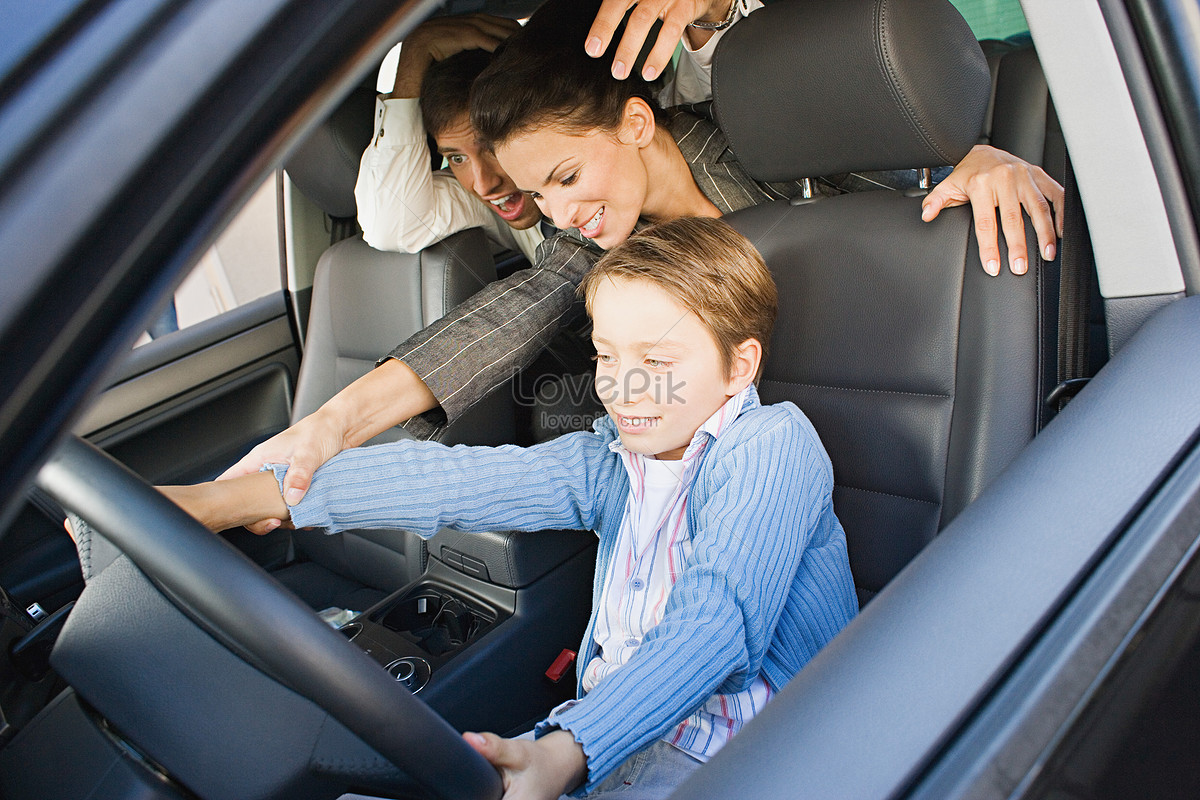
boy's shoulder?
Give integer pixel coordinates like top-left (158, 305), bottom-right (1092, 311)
top-left (715, 399), bottom-right (829, 465)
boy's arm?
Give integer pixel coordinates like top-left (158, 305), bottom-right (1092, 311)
top-left (278, 431), bottom-right (615, 540)
top-left (543, 408), bottom-right (855, 790)
top-left (159, 472), bottom-right (288, 533)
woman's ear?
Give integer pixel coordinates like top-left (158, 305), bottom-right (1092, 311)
top-left (726, 338), bottom-right (763, 394)
top-left (620, 97), bottom-right (657, 148)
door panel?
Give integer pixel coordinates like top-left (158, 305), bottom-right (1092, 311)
top-left (0, 293), bottom-right (300, 617)
top-left (79, 294), bottom-right (299, 484)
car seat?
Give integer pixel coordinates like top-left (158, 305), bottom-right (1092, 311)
top-left (278, 86), bottom-right (516, 611)
top-left (713, 0), bottom-right (1056, 603)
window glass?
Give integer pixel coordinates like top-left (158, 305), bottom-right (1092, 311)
top-left (949, 0), bottom-right (1029, 41)
top-left (138, 175), bottom-right (282, 344)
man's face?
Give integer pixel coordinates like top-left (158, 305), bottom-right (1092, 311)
top-left (434, 113), bottom-right (543, 231)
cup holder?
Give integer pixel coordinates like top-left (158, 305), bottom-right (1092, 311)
top-left (375, 585), bottom-right (495, 657)
top-left (338, 622), bottom-right (363, 641)
top-left (386, 656), bottom-right (432, 694)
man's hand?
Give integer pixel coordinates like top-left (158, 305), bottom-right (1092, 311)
top-left (390, 14), bottom-right (522, 98)
top-left (463, 730), bottom-right (588, 800)
top-left (922, 144), bottom-right (1065, 276)
top-left (585, 0), bottom-right (734, 81)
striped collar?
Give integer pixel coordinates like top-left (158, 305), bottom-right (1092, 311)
top-left (604, 384), bottom-right (759, 466)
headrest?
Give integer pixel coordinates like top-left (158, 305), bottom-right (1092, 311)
top-left (712, 0), bottom-right (990, 182)
top-left (283, 86), bottom-right (376, 218)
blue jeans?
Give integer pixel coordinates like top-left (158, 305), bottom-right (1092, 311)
top-left (338, 738), bottom-right (702, 800)
top-left (566, 740), bottom-right (702, 800)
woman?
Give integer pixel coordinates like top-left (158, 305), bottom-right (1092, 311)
top-left (224, 0), bottom-right (1061, 525)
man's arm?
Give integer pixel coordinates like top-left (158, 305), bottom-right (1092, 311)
top-left (355, 15), bottom-right (519, 253)
top-left (586, 0), bottom-right (746, 81)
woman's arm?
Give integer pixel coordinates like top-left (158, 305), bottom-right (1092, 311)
top-left (160, 472), bottom-right (288, 533)
top-left (922, 144), bottom-right (1065, 276)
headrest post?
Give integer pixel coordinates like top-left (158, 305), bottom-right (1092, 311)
top-left (918, 168), bottom-right (933, 190)
top-left (801, 177), bottom-right (814, 200)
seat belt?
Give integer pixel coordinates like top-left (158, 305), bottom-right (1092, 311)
top-left (1046, 158), bottom-right (1094, 413)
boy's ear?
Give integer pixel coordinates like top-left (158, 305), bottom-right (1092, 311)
top-left (620, 97), bottom-right (657, 148)
top-left (726, 338), bottom-right (762, 394)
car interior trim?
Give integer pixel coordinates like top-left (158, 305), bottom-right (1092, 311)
top-left (1021, 0), bottom-right (1185, 299)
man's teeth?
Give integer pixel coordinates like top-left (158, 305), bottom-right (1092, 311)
top-left (490, 193), bottom-right (518, 211)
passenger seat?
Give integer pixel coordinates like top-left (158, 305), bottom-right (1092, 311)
top-left (714, 0), bottom-right (1053, 603)
top-left (278, 86), bottom-right (515, 611)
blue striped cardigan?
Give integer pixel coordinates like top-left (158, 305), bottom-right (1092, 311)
top-left (281, 387), bottom-right (858, 789)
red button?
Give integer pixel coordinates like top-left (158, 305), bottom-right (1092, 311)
top-left (545, 649), bottom-right (577, 683)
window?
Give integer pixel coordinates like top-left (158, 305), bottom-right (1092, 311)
top-left (950, 0), bottom-right (1029, 41)
top-left (138, 175), bottom-right (283, 344)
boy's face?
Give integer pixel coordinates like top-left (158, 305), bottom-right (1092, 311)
top-left (590, 277), bottom-right (744, 460)
top-left (435, 113), bottom-right (542, 230)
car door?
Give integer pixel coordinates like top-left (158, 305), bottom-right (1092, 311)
top-left (0, 172), bottom-right (303, 621)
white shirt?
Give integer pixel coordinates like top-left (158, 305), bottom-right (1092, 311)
top-left (354, 97), bottom-right (544, 262)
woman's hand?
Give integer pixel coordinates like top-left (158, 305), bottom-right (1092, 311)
top-left (922, 144), bottom-right (1065, 276)
top-left (216, 410), bottom-right (347, 533)
top-left (586, 0), bottom-right (735, 81)
top-left (463, 729), bottom-right (587, 800)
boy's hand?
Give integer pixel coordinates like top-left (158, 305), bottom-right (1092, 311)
top-left (463, 729), bottom-right (587, 800)
top-left (217, 412), bottom-right (346, 532)
top-left (389, 14), bottom-right (521, 98)
top-left (922, 144), bottom-right (1064, 277)
top-left (159, 473), bottom-right (289, 534)
top-left (586, 0), bottom-right (733, 81)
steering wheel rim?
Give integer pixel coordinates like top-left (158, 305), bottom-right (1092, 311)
top-left (37, 436), bottom-right (502, 800)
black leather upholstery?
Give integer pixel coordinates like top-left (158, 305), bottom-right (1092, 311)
top-left (713, 0), bottom-right (990, 181)
top-left (716, 0), bottom-right (1046, 600)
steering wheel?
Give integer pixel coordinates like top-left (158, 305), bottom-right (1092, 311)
top-left (36, 436), bottom-right (503, 800)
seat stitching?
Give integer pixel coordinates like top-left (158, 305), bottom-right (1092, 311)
top-left (836, 483), bottom-right (939, 506)
top-left (763, 379), bottom-right (950, 399)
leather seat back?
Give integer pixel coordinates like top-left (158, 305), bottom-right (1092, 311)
top-left (715, 0), bottom-right (1047, 601)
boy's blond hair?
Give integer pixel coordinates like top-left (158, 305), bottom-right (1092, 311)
top-left (580, 217), bottom-right (778, 380)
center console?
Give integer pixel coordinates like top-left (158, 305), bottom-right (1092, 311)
top-left (338, 527), bottom-right (596, 736)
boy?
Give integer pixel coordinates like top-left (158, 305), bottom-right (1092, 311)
top-left (163, 217), bottom-right (858, 798)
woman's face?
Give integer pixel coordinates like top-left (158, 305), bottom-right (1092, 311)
top-left (495, 109), bottom-right (652, 250)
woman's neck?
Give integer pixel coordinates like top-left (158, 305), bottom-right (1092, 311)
top-left (641, 127), bottom-right (722, 222)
